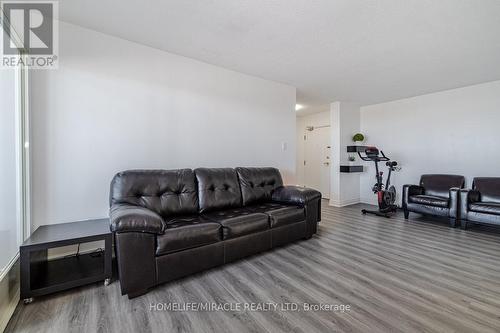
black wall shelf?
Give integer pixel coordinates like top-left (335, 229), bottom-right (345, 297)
top-left (340, 165), bottom-right (364, 173)
top-left (347, 145), bottom-right (367, 153)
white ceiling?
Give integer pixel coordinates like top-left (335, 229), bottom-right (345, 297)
top-left (60, 0), bottom-right (500, 111)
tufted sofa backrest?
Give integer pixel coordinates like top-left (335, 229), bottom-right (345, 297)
top-left (110, 169), bottom-right (199, 217)
top-left (236, 167), bottom-right (283, 206)
top-left (111, 167), bottom-right (285, 216)
top-left (194, 168), bottom-right (242, 213)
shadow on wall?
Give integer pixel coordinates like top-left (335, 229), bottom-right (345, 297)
top-left (280, 169), bottom-right (296, 185)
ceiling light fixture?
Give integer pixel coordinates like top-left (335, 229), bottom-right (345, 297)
top-left (295, 104), bottom-right (304, 111)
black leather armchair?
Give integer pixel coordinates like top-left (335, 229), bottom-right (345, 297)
top-left (402, 174), bottom-right (465, 226)
top-left (459, 177), bottom-right (500, 229)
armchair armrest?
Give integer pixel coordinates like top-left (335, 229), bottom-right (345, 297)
top-left (449, 188), bottom-right (460, 218)
top-left (110, 204), bottom-right (165, 234)
top-left (271, 186), bottom-right (322, 206)
top-left (459, 189), bottom-right (481, 219)
top-left (468, 190), bottom-right (481, 203)
top-left (402, 184), bottom-right (424, 207)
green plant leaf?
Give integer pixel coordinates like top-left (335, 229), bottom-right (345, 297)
top-left (352, 133), bottom-right (365, 142)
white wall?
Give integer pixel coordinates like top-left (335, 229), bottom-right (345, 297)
top-left (360, 80), bottom-right (500, 204)
top-left (330, 102), bottom-right (361, 206)
top-left (30, 22), bottom-right (297, 228)
top-left (296, 110), bottom-right (330, 186)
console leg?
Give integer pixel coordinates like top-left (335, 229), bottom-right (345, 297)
top-left (404, 209), bottom-right (409, 219)
top-left (460, 220), bottom-right (468, 230)
top-left (23, 297), bottom-right (34, 305)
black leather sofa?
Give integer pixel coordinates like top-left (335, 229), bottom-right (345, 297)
top-left (109, 167), bottom-right (321, 298)
top-left (402, 174), bottom-right (465, 226)
top-left (459, 177), bottom-right (500, 229)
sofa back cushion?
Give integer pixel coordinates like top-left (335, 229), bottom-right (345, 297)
top-left (236, 167), bottom-right (283, 206)
top-left (473, 177), bottom-right (500, 203)
top-left (195, 168), bottom-right (242, 213)
top-left (110, 169), bottom-right (198, 217)
top-left (419, 174), bottom-right (465, 198)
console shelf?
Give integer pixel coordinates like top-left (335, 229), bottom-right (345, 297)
top-left (340, 165), bottom-right (364, 173)
top-left (30, 253), bottom-right (105, 291)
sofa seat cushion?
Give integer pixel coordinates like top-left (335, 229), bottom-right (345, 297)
top-left (267, 207), bottom-right (305, 228)
top-left (247, 202), bottom-right (293, 212)
top-left (156, 216), bottom-right (222, 255)
top-left (248, 202), bottom-right (305, 227)
top-left (409, 195), bottom-right (449, 208)
top-left (204, 208), bottom-right (269, 239)
top-left (469, 202), bottom-right (500, 216)
top-left (248, 203), bottom-right (305, 228)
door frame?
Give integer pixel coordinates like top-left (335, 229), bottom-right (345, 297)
top-left (302, 124), bottom-right (331, 199)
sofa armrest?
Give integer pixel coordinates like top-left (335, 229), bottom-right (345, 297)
top-left (272, 186), bottom-right (322, 237)
top-left (459, 189), bottom-right (481, 219)
top-left (271, 186), bottom-right (322, 206)
top-left (110, 204), bottom-right (165, 234)
top-left (402, 184), bottom-right (424, 207)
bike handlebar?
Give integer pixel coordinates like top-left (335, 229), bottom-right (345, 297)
top-left (357, 149), bottom-right (390, 162)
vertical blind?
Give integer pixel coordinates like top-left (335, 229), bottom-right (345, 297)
top-left (0, 60), bottom-right (22, 276)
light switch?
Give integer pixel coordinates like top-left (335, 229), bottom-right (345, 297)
top-left (282, 142), bottom-right (288, 151)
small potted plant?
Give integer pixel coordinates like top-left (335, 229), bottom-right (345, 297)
top-left (352, 133), bottom-right (365, 145)
top-left (348, 155), bottom-right (356, 165)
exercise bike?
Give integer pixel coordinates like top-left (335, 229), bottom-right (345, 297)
top-left (358, 147), bottom-right (400, 218)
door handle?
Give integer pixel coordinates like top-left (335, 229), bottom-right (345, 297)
top-left (324, 162), bottom-right (330, 166)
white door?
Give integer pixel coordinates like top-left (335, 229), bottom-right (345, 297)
top-left (304, 126), bottom-right (331, 199)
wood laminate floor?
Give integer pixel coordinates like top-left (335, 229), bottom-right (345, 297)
top-left (6, 202), bottom-right (500, 333)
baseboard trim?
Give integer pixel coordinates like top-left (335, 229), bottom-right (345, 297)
top-left (0, 258), bottom-right (20, 333)
top-left (359, 197), bottom-right (377, 205)
top-left (329, 198), bottom-right (360, 207)
top-left (0, 288), bottom-right (19, 333)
